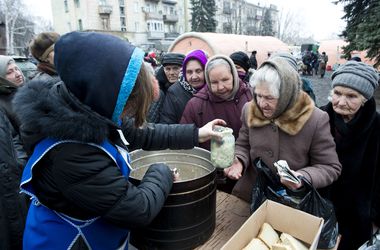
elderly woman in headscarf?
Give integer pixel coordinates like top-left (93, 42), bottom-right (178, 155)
top-left (320, 61), bottom-right (380, 249)
top-left (180, 55), bottom-right (252, 193)
top-left (0, 55), bottom-right (28, 250)
top-left (224, 57), bottom-right (342, 202)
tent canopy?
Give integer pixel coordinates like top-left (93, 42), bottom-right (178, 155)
top-left (168, 32), bottom-right (289, 66)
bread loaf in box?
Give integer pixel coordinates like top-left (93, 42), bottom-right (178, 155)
top-left (280, 233), bottom-right (308, 250)
top-left (258, 222), bottom-right (280, 247)
top-left (242, 238), bottom-right (269, 250)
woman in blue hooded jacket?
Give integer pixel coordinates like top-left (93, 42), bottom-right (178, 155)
top-left (13, 32), bottom-right (223, 250)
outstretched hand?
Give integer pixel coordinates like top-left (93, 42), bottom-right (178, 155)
top-left (224, 157), bottom-right (243, 180)
top-left (198, 119), bottom-right (227, 143)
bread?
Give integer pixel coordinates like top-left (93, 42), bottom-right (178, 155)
top-left (242, 238), bottom-right (269, 250)
top-left (258, 222), bottom-right (280, 247)
top-left (280, 233), bottom-right (308, 250)
top-left (272, 243), bottom-right (292, 250)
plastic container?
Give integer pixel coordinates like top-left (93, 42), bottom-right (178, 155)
top-left (210, 126), bottom-right (235, 169)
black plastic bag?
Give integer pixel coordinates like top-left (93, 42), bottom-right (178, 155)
top-left (251, 158), bottom-right (339, 249)
top-left (358, 229), bottom-right (380, 250)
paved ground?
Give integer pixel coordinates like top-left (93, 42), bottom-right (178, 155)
top-left (303, 71), bottom-right (380, 112)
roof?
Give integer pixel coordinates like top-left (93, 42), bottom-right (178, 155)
top-left (169, 32), bottom-right (289, 66)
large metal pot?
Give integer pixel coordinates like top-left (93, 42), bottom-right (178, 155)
top-left (129, 147), bottom-right (216, 250)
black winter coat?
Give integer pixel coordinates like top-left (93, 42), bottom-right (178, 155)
top-left (160, 81), bottom-right (193, 124)
top-left (13, 80), bottom-right (175, 249)
top-left (321, 98), bottom-right (380, 249)
top-left (0, 78), bottom-right (28, 250)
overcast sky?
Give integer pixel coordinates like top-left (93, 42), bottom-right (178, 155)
top-left (25, 0), bottom-right (346, 41)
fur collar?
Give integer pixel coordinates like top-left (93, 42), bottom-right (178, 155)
top-left (13, 79), bottom-right (113, 151)
top-left (247, 91), bottom-right (314, 135)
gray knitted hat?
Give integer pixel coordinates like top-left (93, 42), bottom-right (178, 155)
top-left (0, 55), bottom-right (15, 78)
top-left (161, 52), bottom-right (185, 66)
top-left (332, 61), bottom-right (379, 99)
top-left (270, 52), bottom-right (298, 72)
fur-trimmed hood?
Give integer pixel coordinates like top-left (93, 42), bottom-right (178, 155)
top-left (13, 79), bottom-right (115, 152)
top-left (247, 91), bottom-right (315, 135)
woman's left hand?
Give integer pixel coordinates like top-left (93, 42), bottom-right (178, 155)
top-left (280, 170), bottom-right (304, 190)
top-left (198, 119), bottom-right (227, 143)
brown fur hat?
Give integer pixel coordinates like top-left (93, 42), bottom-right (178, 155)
top-left (29, 32), bottom-right (60, 62)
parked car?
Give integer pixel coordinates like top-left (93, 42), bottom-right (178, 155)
top-left (12, 56), bottom-right (38, 80)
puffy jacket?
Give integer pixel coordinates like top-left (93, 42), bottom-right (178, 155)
top-left (0, 77), bottom-right (28, 250)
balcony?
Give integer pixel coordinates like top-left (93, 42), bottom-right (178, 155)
top-left (162, 0), bottom-right (177, 4)
top-left (165, 32), bottom-right (180, 39)
top-left (147, 31), bottom-right (165, 40)
top-left (145, 0), bottom-right (160, 2)
top-left (163, 14), bottom-right (178, 22)
top-left (98, 4), bottom-right (112, 15)
top-left (145, 12), bottom-right (163, 20)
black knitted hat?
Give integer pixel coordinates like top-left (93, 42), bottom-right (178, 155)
top-left (230, 51), bottom-right (250, 72)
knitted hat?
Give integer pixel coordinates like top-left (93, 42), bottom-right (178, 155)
top-left (331, 61), bottom-right (379, 99)
top-left (161, 52), bottom-right (185, 66)
top-left (29, 32), bottom-right (60, 62)
top-left (54, 31), bottom-right (144, 123)
top-left (0, 55), bottom-right (15, 78)
top-left (230, 51), bottom-right (250, 72)
top-left (270, 52), bottom-right (298, 72)
top-left (182, 50), bottom-right (208, 81)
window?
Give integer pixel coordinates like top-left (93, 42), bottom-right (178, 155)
top-left (101, 17), bottom-right (110, 30)
top-left (74, 0), bottom-right (80, 8)
top-left (121, 27), bottom-right (126, 32)
top-left (170, 7), bottom-right (174, 15)
top-left (67, 22), bottom-right (72, 31)
top-left (120, 17), bottom-right (126, 26)
top-left (64, 0), bottom-right (69, 12)
top-left (78, 19), bottom-right (83, 30)
top-left (119, 0), bottom-right (124, 6)
top-left (134, 1), bottom-right (138, 12)
top-left (120, 6), bottom-right (125, 15)
top-left (135, 22), bottom-right (139, 31)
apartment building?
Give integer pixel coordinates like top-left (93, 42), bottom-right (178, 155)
top-left (51, 0), bottom-right (277, 51)
top-left (51, 0), bottom-right (186, 50)
top-left (215, 0), bottom-right (278, 36)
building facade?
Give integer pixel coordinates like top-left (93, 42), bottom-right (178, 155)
top-left (51, 0), bottom-right (278, 51)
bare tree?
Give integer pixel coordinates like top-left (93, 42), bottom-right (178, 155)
top-left (0, 0), bottom-right (35, 55)
top-left (276, 8), bottom-right (306, 45)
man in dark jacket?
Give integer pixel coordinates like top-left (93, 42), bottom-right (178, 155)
top-left (0, 55), bottom-right (28, 250)
top-left (249, 50), bottom-right (258, 70)
top-left (159, 52), bottom-right (185, 93)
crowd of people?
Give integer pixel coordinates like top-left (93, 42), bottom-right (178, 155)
top-left (0, 30), bottom-right (379, 250)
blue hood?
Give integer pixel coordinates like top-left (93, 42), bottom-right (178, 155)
top-left (54, 31), bottom-right (144, 123)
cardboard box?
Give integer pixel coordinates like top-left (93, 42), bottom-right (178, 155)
top-left (221, 200), bottom-right (324, 250)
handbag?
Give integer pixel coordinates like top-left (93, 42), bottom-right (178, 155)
top-left (251, 157), bottom-right (339, 249)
